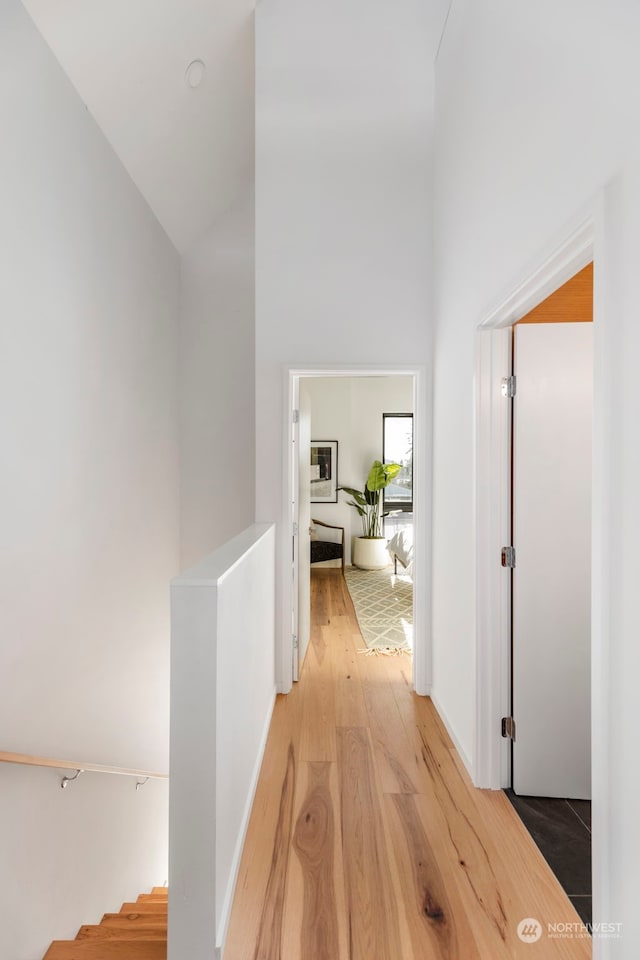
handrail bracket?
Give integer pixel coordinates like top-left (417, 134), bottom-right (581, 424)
top-left (61, 769), bottom-right (84, 789)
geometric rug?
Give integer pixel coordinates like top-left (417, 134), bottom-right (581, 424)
top-left (343, 565), bottom-right (413, 655)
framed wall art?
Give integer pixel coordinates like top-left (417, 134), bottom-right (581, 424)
top-left (310, 440), bottom-right (338, 503)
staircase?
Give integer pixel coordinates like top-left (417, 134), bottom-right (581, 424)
top-left (42, 888), bottom-right (168, 959)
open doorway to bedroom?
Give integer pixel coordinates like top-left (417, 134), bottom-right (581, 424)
top-left (288, 368), bottom-right (429, 696)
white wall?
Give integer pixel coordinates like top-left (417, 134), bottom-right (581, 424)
top-left (433, 0), bottom-right (640, 951)
top-left (0, 2), bottom-right (179, 956)
top-left (256, 0), bottom-right (435, 690)
top-left (179, 190), bottom-right (256, 569)
top-left (169, 524), bottom-right (276, 960)
top-left (306, 376), bottom-right (413, 564)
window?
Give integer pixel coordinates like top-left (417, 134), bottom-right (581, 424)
top-left (383, 413), bottom-right (413, 511)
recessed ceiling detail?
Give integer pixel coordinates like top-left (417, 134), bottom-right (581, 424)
top-left (21, 0), bottom-right (255, 252)
top-left (185, 59), bottom-right (206, 90)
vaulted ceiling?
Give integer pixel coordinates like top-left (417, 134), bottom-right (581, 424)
top-left (22, 0), bottom-right (254, 252)
top-left (21, 0), bottom-right (449, 253)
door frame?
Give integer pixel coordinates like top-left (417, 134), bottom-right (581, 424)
top-left (290, 375), bottom-right (301, 680)
top-left (284, 364), bottom-right (431, 695)
top-left (474, 215), bottom-right (595, 790)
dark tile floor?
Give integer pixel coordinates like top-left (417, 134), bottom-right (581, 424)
top-left (505, 789), bottom-right (592, 925)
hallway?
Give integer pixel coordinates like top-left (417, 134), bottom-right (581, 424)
top-left (224, 571), bottom-right (590, 959)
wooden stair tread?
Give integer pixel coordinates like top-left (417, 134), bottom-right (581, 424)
top-left (41, 890), bottom-right (170, 959)
top-left (120, 902), bottom-right (167, 913)
top-left (101, 914), bottom-right (167, 927)
top-left (44, 942), bottom-right (166, 959)
top-left (76, 925), bottom-right (167, 941)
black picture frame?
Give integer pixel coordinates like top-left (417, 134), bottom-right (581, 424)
top-left (310, 440), bottom-right (338, 503)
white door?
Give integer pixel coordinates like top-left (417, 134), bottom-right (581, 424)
top-left (512, 322), bottom-right (592, 799)
top-left (297, 385), bottom-right (311, 671)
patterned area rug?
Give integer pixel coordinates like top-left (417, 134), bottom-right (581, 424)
top-left (343, 565), bottom-right (413, 655)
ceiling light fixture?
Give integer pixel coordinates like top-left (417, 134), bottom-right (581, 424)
top-left (185, 59), bottom-right (206, 90)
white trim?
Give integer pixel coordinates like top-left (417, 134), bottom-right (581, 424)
top-left (431, 692), bottom-right (473, 779)
top-left (216, 687), bottom-right (276, 954)
top-left (480, 216), bottom-right (594, 330)
top-left (474, 215), bottom-right (595, 789)
top-left (277, 370), bottom-right (298, 693)
top-left (589, 187), bottom-right (608, 947)
top-left (412, 366), bottom-right (432, 695)
top-left (282, 365), bottom-right (431, 696)
top-left (473, 326), bottom-right (512, 789)
top-left (290, 377), bottom-right (300, 683)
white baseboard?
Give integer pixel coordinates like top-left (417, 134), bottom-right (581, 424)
top-left (217, 686), bottom-right (277, 957)
top-left (430, 691), bottom-right (473, 780)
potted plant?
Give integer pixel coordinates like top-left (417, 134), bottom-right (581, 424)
top-left (339, 459), bottom-right (402, 569)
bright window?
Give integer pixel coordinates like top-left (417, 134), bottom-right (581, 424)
top-left (383, 413), bottom-right (413, 511)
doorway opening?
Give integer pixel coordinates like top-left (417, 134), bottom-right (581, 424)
top-left (505, 264), bottom-right (593, 923)
top-left (287, 367), bottom-right (430, 696)
top-left (475, 228), bottom-right (594, 930)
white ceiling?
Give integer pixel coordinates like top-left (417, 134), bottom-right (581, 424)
top-left (22, 0), bottom-right (255, 252)
top-left (21, 0), bottom-right (450, 254)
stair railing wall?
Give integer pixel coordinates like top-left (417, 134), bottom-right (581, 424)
top-left (169, 523), bottom-right (277, 960)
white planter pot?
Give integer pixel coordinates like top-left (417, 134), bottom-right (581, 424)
top-left (352, 537), bottom-right (390, 570)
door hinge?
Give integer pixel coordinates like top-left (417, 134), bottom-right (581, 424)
top-left (293, 522), bottom-right (299, 536)
top-left (292, 634), bottom-right (299, 649)
top-left (501, 716), bottom-right (516, 741)
top-left (292, 409), bottom-right (299, 423)
top-left (501, 545), bottom-right (516, 568)
top-left (501, 375), bottom-right (516, 398)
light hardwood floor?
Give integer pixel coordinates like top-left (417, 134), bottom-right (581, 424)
top-left (225, 570), bottom-right (591, 959)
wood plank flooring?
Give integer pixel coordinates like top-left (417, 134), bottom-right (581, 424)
top-left (224, 570), bottom-right (591, 960)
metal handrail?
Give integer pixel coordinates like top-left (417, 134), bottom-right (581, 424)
top-left (0, 750), bottom-right (168, 789)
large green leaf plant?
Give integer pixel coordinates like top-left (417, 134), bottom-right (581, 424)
top-left (339, 460), bottom-right (402, 539)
